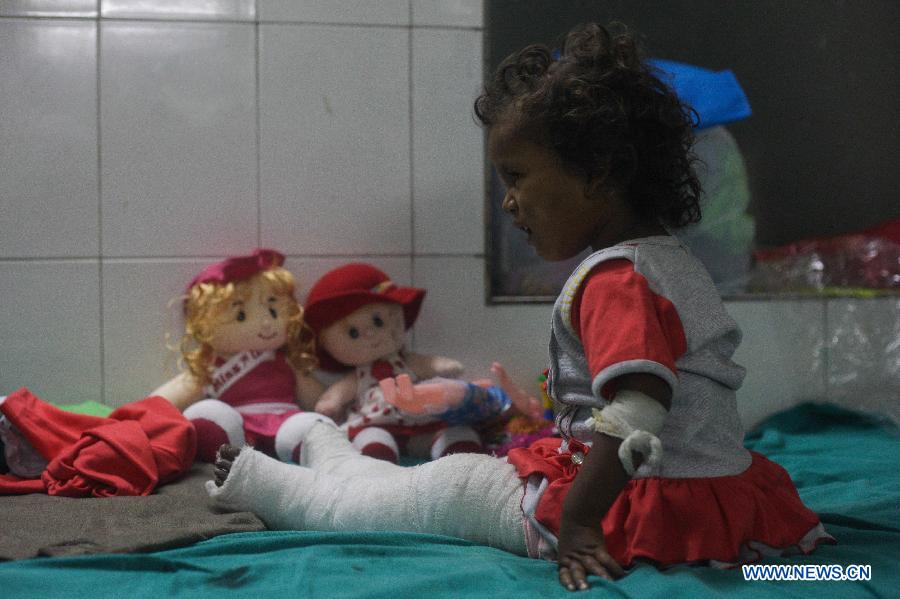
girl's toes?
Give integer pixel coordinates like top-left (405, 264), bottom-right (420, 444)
top-left (213, 444), bottom-right (242, 487)
top-left (218, 443), bottom-right (242, 461)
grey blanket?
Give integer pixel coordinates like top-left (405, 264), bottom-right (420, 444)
top-left (0, 462), bottom-right (265, 560)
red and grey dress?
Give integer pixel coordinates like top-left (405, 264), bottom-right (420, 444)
top-left (507, 236), bottom-right (833, 566)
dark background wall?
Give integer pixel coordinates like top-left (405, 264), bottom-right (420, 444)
top-left (486, 0), bottom-right (899, 248)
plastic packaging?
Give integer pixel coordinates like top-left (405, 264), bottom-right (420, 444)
top-left (750, 219), bottom-right (900, 294)
top-left (826, 296), bottom-right (900, 426)
top-left (677, 126), bottom-right (756, 295)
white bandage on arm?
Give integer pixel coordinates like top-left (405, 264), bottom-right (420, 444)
top-left (584, 390), bottom-right (667, 476)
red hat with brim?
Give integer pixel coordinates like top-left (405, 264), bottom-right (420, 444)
top-left (305, 263), bottom-right (425, 371)
top-left (186, 248), bottom-right (285, 292)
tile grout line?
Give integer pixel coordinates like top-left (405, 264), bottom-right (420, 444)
top-left (480, 5), bottom-right (490, 304)
top-left (255, 16), bottom-right (262, 247)
top-left (0, 252), bottom-right (488, 263)
top-left (96, 16), bottom-right (106, 404)
top-left (0, 14), bottom-right (480, 31)
top-left (408, 1), bottom-right (416, 286)
top-left (408, 0), bottom-right (417, 349)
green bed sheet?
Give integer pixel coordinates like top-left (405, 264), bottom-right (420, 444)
top-left (2, 403), bottom-right (898, 598)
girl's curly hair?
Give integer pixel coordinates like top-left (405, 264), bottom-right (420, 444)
top-left (475, 22), bottom-right (701, 228)
top-left (180, 268), bottom-right (317, 386)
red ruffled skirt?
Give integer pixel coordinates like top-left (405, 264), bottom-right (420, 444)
top-left (507, 437), bottom-right (833, 567)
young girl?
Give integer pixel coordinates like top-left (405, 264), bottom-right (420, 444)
top-left (151, 249), bottom-right (325, 463)
top-left (206, 24), bottom-right (830, 591)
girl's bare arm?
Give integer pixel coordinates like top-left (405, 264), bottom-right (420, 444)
top-left (557, 373), bottom-right (670, 590)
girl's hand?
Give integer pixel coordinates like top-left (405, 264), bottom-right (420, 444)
top-left (557, 521), bottom-right (624, 591)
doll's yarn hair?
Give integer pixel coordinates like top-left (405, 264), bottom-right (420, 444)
top-left (179, 267), bottom-right (317, 386)
top-left (474, 22), bottom-right (701, 229)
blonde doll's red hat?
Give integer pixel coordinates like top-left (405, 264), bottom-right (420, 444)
top-left (186, 248), bottom-right (285, 292)
top-left (304, 263), bottom-right (425, 336)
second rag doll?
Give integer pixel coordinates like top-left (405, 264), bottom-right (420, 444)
top-left (306, 263), bottom-right (498, 463)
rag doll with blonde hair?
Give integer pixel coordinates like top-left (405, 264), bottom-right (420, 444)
top-left (151, 249), bottom-right (326, 463)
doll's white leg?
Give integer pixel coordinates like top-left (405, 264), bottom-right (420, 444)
top-left (351, 426), bottom-right (400, 463)
top-left (184, 399), bottom-right (245, 462)
top-left (207, 447), bottom-right (528, 556)
top-left (273, 412), bottom-right (336, 463)
top-left (430, 425), bottom-right (482, 460)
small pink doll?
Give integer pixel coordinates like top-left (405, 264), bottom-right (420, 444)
top-left (306, 263), bottom-right (537, 463)
top-left (151, 249), bottom-right (326, 463)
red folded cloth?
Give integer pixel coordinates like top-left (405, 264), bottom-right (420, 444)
top-left (0, 388), bottom-right (196, 497)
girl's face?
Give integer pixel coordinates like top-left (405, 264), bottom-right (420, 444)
top-left (488, 123), bottom-right (607, 261)
top-left (319, 302), bottom-right (406, 367)
top-left (208, 278), bottom-right (291, 357)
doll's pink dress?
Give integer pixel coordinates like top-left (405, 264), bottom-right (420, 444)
top-left (203, 349), bottom-right (303, 456)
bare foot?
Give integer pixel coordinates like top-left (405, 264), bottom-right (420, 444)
top-left (213, 444), bottom-right (242, 487)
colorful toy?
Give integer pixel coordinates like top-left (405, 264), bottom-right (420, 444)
top-left (376, 360), bottom-right (542, 420)
top-left (480, 368), bottom-right (557, 457)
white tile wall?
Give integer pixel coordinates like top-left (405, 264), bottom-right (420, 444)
top-left (0, 261), bottom-right (102, 402)
top-left (825, 297), bottom-right (900, 423)
top-left (101, 259), bottom-right (210, 404)
top-left (1, 1), bottom-right (894, 430)
top-left (412, 27), bottom-right (484, 254)
top-left (100, 20), bottom-right (258, 257)
top-left (259, 24), bottom-right (411, 255)
top-left (727, 299), bottom-right (827, 430)
top-left (412, 0), bottom-right (482, 28)
top-left (0, 19), bottom-right (98, 258)
top-left (257, 0), bottom-right (409, 26)
top-left (101, 0), bottom-right (255, 21)
top-left (0, 0), bottom-right (97, 18)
